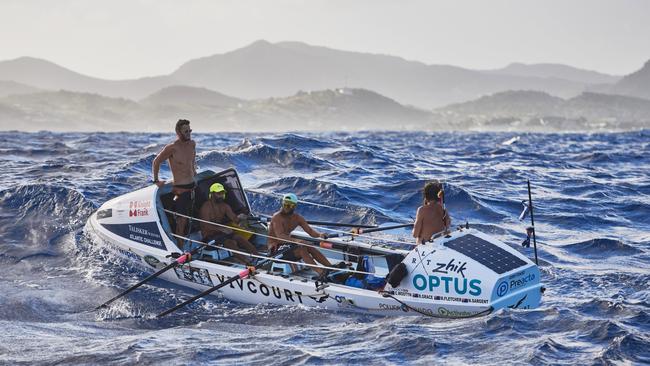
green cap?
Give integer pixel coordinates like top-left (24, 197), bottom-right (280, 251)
top-left (210, 183), bottom-right (225, 193)
top-left (282, 193), bottom-right (298, 204)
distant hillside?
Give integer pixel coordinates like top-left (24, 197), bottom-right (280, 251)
top-left (0, 87), bottom-right (434, 132)
top-left (3, 85), bottom-right (647, 132)
top-left (0, 90), bottom-right (144, 131)
top-left (0, 57), bottom-right (177, 100)
top-left (441, 90), bottom-right (564, 117)
top-left (235, 88), bottom-right (433, 130)
top-left (603, 59), bottom-right (650, 100)
top-left (0, 41), bottom-right (617, 109)
top-left (171, 40), bottom-right (590, 108)
top-left (141, 85), bottom-right (242, 107)
top-left (435, 90), bottom-right (650, 131)
top-left (483, 63), bottom-right (620, 84)
top-left (0, 80), bottom-right (41, 98)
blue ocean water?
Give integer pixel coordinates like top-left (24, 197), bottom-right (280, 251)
top-left (0, 130), bottom-right (648, 365)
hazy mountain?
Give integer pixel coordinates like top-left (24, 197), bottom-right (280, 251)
top-left (141, 85), bottom-right (243, 107)
top-left (171, 40), bottom-right (593, 108)
top-left (440, 90), bottom-right (564, 117)
top-left (602, 59), bottom-right (650, 100)
top-left (0, 90), bottom-right (144, 131)
top-left (483, 63), bottom-right (620, 84)
top-left (0, 80), bottom-right (41, 98)
top-left (0, 57), bottom-right (177, 100)
top-left (234, 88), bottom-right (433, 130)
top-left (0, 41), bottom-right (625, 109)
top-left (435, 90), bottom-right (650, 131)
top-left (3, 85), bottom-right (647, 132)
top-left (0, 87), bottom-right (434, 132)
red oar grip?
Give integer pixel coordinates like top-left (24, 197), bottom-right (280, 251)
top-left (319, 241), bottom-right (333, 249)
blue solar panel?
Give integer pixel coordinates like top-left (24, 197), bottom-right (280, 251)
top-left (444, 234), bottom-right (527, 274)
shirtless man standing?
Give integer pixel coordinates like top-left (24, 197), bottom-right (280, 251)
top-left (268, 193), bottom-right (332, 277)
top-left (412, 180), bottom-right (451, 245)
top-left (199, 183), bottom-right (259, 265)
top-left (152, 119), bottom-right (197, 250)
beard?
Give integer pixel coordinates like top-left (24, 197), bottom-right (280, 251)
top-left (212, 196), bottom-right (224, 203)
top-left (281, 208), bottom-right (295, 216)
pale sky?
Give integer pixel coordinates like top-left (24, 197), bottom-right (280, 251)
top-left (1, 0), bottom-right (649, 79)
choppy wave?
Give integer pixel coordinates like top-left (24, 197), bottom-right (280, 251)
top-left (0, 130), bottom-right (648, 365)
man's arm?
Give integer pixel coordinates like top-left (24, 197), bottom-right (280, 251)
top-left (224, 205), bottom-right (238, 224)
top-left (412, 206), bottom-right (423, 239)
top-left (152, 144), bottom-right (174, 186)
top-left (192, 140), bottom-right (197, 176)
top-left (298, 215), bottom-right (324, 238)
top-left (198, 203), bottom-right (210, 235)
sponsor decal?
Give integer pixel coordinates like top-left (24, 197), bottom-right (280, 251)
top-left (509, 273), bottom-right (535, 293)
top-left (437, 307), bottom-right (479, 318)
top-left (129, 200), bottom-right (151, 209)
top-left (508, 294), bottom-right (528, 309)
top-left (128, 200), bottom-right (152, 217)
top-left (433, 295), bottom-right (489, 304)
top-left (174, 265), bottom-right (214, 286)
top-left (100, 222), bottom-right (166, 250)
top-left (496, 281), bottom-right (509, 297)
top-left (143, 255), bottom-right (163, 269)
top-left (496, 272), bottom-right (535, 297)
top-left (431, 258), bottom-right (467, 278)
top-left (379, 303), bottom-right (409, 312)
top-left (412, 274), bottom-right (482, 296)
top-left (213, 274), bottom-right (306, 304)
top-left (107, 243), bottom-right (142, 262)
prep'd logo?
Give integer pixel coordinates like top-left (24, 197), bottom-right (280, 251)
top-left (129, 200), bottom-right (151, 217)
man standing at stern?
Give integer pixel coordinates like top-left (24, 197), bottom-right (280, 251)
top-left (152, 119), bottom-right (197, 250)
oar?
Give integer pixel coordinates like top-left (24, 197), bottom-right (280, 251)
top-left (156, 245), bottom-right (293, 318)
top-left (95, 241), bottom-right (213, 310)
top-left (252, 214), bottom-right (377, 228)
top-left (325, 222), bottom-right (414, 238)
top-left (305, 220), bottom-right (377, 228)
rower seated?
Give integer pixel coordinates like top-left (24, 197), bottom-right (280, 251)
top-left (267, 193), bottom-right (332, 278)
top-left (199, 183), bottom-right (259, 265)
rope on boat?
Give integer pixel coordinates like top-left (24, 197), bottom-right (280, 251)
top-left (163, 208), bottom-right (395, 258)
top-left (169, 233), bottom-right (376, 276)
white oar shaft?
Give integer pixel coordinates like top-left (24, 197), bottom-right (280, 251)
top-left (170, 233), bottom-right (375, 276)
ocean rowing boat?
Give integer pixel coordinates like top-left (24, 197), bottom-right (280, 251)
top-left (85, 168), bottom-right (543, 318)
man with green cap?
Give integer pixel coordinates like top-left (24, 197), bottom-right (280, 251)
top-left (199, 182), bottom-right (259, 264)
top-left (268, 193), bottom-right (333, 277)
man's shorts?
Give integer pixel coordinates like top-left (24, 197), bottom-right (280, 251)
top-left (275, 243), bottom-right (300, 262)
top-left (173, 183), bottom-right (197, 217)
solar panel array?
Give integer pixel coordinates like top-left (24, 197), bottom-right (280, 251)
top-left (444, 234), bottom-right (527, 274)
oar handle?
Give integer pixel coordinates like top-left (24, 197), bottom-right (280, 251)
top-left (352, 222), bottom-right (414, 234)
top-left (252, 214), bottom-right (377, 228)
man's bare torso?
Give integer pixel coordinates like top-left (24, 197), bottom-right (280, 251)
top-left (199, 200), bottom-right (233, 237)
top-left (413, 203), bottom-right (449, 242)
top-left (168, 140), bottom-right (196, 186)
top-left (268, 212), bottom-right (302, 246)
